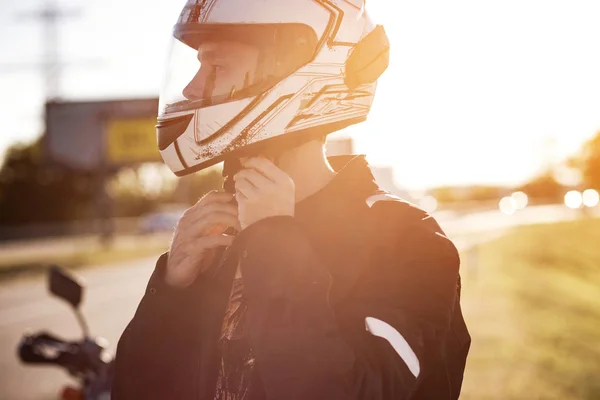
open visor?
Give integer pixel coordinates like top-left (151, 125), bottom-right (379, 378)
top-left (159, 24), bottom-right (318, 117)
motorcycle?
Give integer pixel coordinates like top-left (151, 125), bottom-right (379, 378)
top-left (17, 265), bottom-right (114, 400)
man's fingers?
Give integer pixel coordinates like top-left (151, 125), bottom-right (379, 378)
top-left (180, 191), bottom-right (236, 223)
top-left (167, 231), bottom-right (235, 287)
top-left (196, 190), bottom-right (235, 206)
top-left (234, 177), bottom-right (259, 201)
top-left (182, 234), bottom-right (235, 264)
top-left (189, 212), bottom-right (241, 236)
top-left (201, 234), bottom-right (235, 249)
top-left (166, 191), bottom-right (237, 287)
top-left (242, 157), bottom-right (292, 185)
top-left (191, 201), bottom-right (238, 220)
top-left (234, 168), bottom-right (274, 190)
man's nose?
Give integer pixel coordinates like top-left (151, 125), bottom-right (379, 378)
top-left (183, 70), bottom-right (205, 101)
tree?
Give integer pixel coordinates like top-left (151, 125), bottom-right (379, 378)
top-left (515, 171), bottom-right (564, 202)
top-left (0, 137), bottom-right (224, 229)
top-left (0, 139), bottom-right (98, 226)
top-left (573, 131), bottom-right (600, 190)
top-left (431, 185), bottom-right (507, 204)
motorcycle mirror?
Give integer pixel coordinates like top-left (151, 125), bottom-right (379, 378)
top-left (48, 266), bottom-right (84, 309)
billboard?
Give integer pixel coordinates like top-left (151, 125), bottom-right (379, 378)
top-left (45, 98), bottom-right (160, 170)
top-left (106, 117), bottom-right (159, 164)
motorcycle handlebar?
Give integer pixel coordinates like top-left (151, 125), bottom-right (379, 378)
top-left (18, 331), bottom-right (79, 367)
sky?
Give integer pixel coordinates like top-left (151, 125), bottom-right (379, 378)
top-left (1, 0), bottom-right (599, 190)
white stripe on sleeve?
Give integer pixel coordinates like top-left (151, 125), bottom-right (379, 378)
top-left (365, 317), bottom-right (421, 378)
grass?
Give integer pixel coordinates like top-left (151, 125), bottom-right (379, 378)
top-left (0, 234), bottom-right (170, 282)
top-left (459, 216), bottom-right (600, 400)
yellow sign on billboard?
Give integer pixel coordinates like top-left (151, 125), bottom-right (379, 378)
top-left (106, 118), bottom-right (160, 164)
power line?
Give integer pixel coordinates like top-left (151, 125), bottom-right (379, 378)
top-left (1, 0), bottom-right (99, 101)
top-left (22, 0), bottom-right (79, 100)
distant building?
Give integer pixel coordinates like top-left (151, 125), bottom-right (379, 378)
top-left (325, 136), bottom-right (355, 157)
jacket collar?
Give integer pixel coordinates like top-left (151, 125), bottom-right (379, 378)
top-left (294, 155), bottom-right (383, 304)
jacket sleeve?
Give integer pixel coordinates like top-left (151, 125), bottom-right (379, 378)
top-left (234, 208), bottom-right (460, 400)
top-left (111, 252), bottom-right (208, 399)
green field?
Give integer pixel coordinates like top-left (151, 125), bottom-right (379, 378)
top-left (459, 217), bottom-right (600, 400)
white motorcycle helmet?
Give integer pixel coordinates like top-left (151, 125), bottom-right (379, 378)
top-left (158, 0), bottom-right (389, 176)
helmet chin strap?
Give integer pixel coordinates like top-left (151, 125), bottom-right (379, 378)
top-left (222, 147), bottom-right (284, 194)
top-left (222, 158), bottom-right (242, 194)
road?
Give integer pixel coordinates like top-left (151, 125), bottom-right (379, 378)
top-left (0, 258), bottom-right (155, 400)
top-left (0, 204), bottom-right (593, 400)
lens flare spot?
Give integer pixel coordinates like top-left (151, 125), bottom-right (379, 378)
top-left (564, 190), bottom-right (583, 209)
top-left (511, 191), bottom-right (528, 210)
top-left (582, 189), bottom-right (599, 208)
top-left (499, 196), bottom-right (517, 215)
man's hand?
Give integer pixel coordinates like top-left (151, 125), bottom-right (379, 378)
top-left (234, 157), bottom-right (295, 230)
top-left (165, 191), bottom-right (241, 288)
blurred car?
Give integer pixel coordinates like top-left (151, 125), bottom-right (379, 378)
top-left (138, 209), bottom-right (185, 234)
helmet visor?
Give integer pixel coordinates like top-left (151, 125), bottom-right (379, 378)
top-left (159, 24), bottom-right (318, 117)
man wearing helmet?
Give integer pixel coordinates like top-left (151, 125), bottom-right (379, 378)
top-left (113, 1), bottom-right (470, 399)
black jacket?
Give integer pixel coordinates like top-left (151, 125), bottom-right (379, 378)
top-left (112, 155), bottom-right (470, 400)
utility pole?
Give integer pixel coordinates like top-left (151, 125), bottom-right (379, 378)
top-left (1, 0), bottom-right (100, 100)
top-left (19, 0), bottom-right (81, 100)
